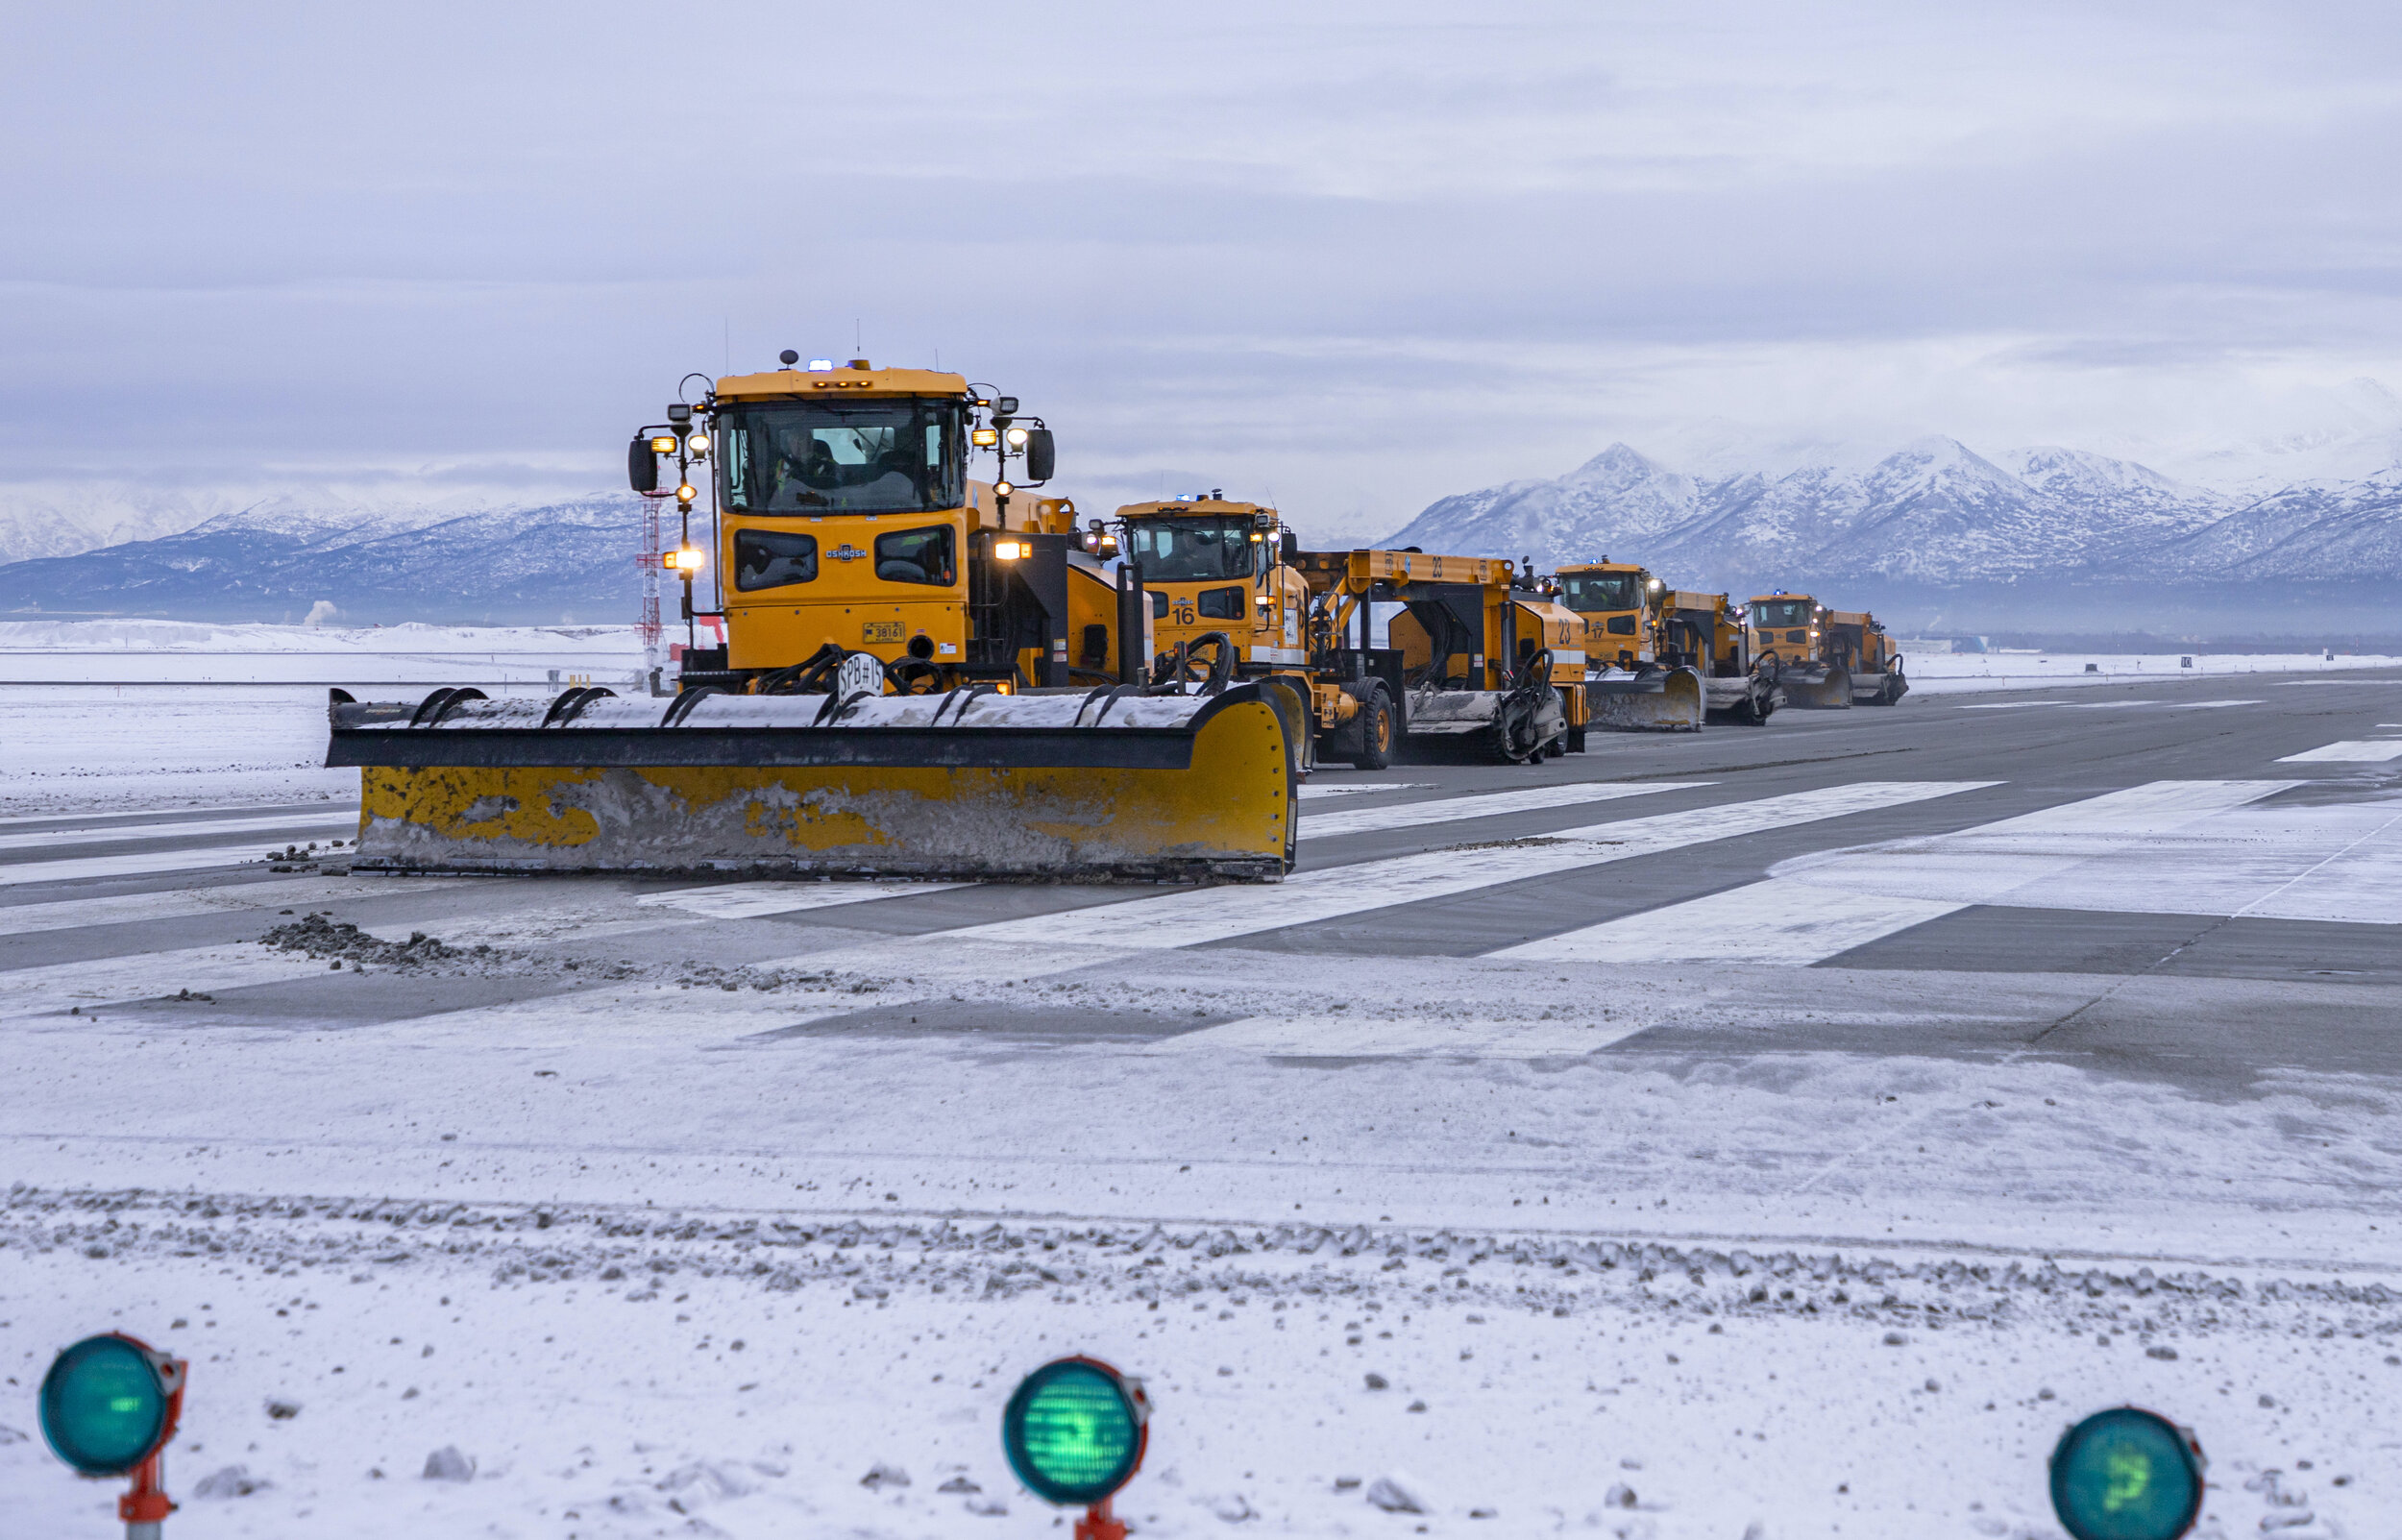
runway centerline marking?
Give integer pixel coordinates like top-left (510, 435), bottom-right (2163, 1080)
top-left (1296, 780), bottom-right (1705, 840)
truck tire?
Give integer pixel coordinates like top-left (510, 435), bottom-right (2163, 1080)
top-left (1350, 692), bottom-right (1395, 770)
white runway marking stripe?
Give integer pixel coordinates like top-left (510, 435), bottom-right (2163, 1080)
top-left (1150, 1015), bottom-right (1654, 1058)
top-left (1749, 779), bottom-right (2402, 928)
top-left (951, 781), bottom-right (1997, 952)
top-left (637, 881), bottom-right (975, 920)
top-left (1297, 780), bottom-right (1703, 840)
top-left (1495, 882), bottom-right (1966, 965)
top-left (0, 843), bottom-right (287, 889)
top-left (2277, 740), bottom-right (2402, 763)
top-left (1510, 779), bottom-right (2304, 966)
top-left (0, 810), bottom-right (358, 854)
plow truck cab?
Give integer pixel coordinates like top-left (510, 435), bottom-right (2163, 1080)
top-left (1746, 591), bottom-right (1851, 708)
top-left (1556, 560), bottom-right (1703, 732)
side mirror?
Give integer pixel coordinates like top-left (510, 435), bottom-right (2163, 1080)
top-left (1279, 529), bottom-right (1298, 564)
top-left (627, 435), bottom-right (659, 494)
top-left (1024, 428), bottom-right (1056, 482)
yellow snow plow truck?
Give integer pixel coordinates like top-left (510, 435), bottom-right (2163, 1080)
top-left (1112, 496), bottom-right (1583, 764)
top-left (326, 357), bottom-right (1304, 881)
top-left (1745, 591), bottom-right (1852, 708)
top-left (1291, 547), bottom-right (1585, 762)
top-left (1654, 589), bottom-right (1780, 723)
top-left (1825, 610), bottom-right (1909, 706)
top-left (1554, 559), bottom-right (1703, 732)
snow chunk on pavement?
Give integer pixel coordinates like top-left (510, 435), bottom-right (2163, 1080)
top-left (1365, 1475), bottom-right (1428, 1513)
top-left (193, 1465), bottom-right (271, 1499)
top-left (421, 1446), bottom-right (476, 1481)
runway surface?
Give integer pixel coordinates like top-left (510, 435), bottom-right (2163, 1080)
top-left (7, 669), bottom-right (2399, 1538)
top-left (5, 668), bottom-right (2399, 1262)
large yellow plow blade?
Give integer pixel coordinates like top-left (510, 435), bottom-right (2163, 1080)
top-left (329, 684), bottom-right (1299, 881)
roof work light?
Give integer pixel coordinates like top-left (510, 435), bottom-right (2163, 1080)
top-left (2048, 1407), bottom-right (2205, 1540)
top-left (1003, 1357), bottom-right (1148, 1539)
top-left (40, 1332), bottom-right (187, 1532)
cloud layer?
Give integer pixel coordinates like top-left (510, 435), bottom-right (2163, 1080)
top-left (7, 1), bottom-right (2400, 540)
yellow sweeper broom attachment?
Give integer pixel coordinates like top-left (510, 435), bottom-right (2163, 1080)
top-left (1586, 666), bottom-right (1705, 731)
top-left (1769, 659), bottom-right (1853, 710)
top-left (327, 681), bottom-right (1301, 881)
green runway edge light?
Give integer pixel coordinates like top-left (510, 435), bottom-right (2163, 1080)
top-left (39, 1333), bottom-right (173, 1477)
top-left (2049, 1406), bottom-right (2206, 1540)
top-left (1002, 1357), bottom-right (1147, 1508)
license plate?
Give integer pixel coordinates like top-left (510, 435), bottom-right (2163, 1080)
top-left (861, 621), bottom-right (904, 645)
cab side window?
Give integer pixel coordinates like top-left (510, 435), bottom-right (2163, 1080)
top-left (874, 526), bottom-right (956, 586)
top-left (734, 529), bottom-right (819, 591)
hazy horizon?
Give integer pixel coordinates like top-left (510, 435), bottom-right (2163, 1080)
top-left (8, 3), bottom-right (2401, 544)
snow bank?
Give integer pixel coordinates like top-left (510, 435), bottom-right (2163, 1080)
top-left (0, 619), bottom-right (646, 684)
top-left (1907, 650), bottom-right (2397, 695)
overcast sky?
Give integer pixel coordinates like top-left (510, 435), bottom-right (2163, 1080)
top-left (8, 1), bottom-right (2399, 535)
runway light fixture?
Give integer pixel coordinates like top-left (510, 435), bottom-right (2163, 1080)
top-left (2048, 1408), bottom-right (2204, 1540)
top-left (1003, 1356), bottom-right (1148, 1537)
top-left (40, 1332), bottom-right (187, 1532)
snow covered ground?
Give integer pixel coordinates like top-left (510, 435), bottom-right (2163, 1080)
top-left (0, 619), bottom-right (648, 685)
top-left (1906, 651), bottom-right (2398, 696)
top-left (0, 625), bottom-right (649, 815)
top-left (1, 627), bottom-right (2397, 1537)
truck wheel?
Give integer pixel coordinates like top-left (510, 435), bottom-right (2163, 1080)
top-left (1566, 726), bottom-right (1587, 753)
top-left (1350, 693), bottom-right (1394, 770)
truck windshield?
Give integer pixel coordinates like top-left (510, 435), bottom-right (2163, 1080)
top-left (1561, 571), bottom-right (1645, 613)
top-left (1752, 599), bottom-right (1814, 627)
top-left (717, 399), bottom-right (965, 515)
top-left (1122, 518), bottom-right (1256, 582)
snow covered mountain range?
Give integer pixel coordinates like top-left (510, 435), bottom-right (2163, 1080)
top-left (1385, 438), bottom-right (2402, 594)
top-left (0, 496), bottom-right (642, 625)
top-left (4, 434), bottom-right (2399, 629)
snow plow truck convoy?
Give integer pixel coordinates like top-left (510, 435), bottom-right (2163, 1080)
top-left (325, 356), bottom-right (1906, 882)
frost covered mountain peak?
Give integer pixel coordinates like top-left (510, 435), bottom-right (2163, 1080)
top-left (1383, 434), bottom-right (2401, 587)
